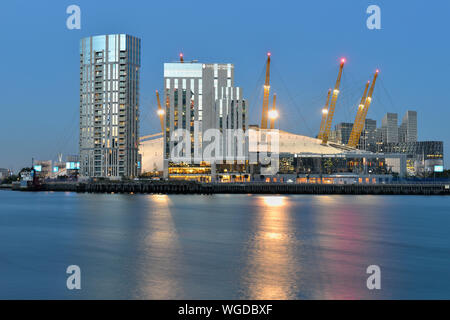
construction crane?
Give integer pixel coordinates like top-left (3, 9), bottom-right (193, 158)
top-left (322, 58), bottom-right (345, 144)
top-left (179, 53), bottom-right (184, 63)
top-left (318, 89), bottom-right (331, 140)
top-left (347, 81), bottom-right (370, 147)
top-left (269, 93), bottom-right (278, 129)
top-left (155, 90), bottom-right (165, 132)
top-left (347, 70), bottom-right (379, 148)
top-left (261, 52), bottom-right (271, 129)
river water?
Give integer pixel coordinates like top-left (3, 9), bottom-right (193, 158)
top-left (0, 190), bottom-right (449, 299)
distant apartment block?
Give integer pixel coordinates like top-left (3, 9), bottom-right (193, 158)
top-left (328, 122), bottom-right (352, 145)
top-left (399, 110), bottom-right (417, 143)
top-left (358, 118), bottom-right (377, 152)
top-left (381, 113), bottom-right (399, 143)
top-left (334, 122), bottom-right (353, 145)
top-left (372, 110), bottom-right (443, 175)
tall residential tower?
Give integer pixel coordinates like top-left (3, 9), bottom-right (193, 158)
top-left (79, 34), bottom-right (141, 178)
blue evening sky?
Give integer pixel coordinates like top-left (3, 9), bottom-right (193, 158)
top-left (0, 0), bottom-right (449, 171)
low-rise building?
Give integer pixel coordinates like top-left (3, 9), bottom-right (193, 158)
top-left (0, 168), bottom-right (11, 181)
top-left (140, 133), bottom-right (164, 175)
top-left (379, 141), bottom-right (444, 176)
top-left (33, 160), bottom-right (53, 178)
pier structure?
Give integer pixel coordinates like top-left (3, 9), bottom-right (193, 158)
top-left (10, 181), bottom-right (450, 196)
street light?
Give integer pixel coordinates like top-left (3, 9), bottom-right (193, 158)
top-left (268, 109), bottom-right (279, 120)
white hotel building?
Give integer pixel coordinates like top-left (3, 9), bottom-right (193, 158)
top-left (162, 61), bottom-right (248, 181)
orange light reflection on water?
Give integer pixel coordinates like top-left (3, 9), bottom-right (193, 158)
top-left (241, 195), bottom-right (300, 299)
top-left (135, 194), bottom-right (184, 299)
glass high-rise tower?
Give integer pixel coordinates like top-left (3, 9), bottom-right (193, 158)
top-left (79, 34), bottom-right (141, 178)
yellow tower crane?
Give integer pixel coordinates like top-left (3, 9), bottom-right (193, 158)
top-left (155, 90), bottom-right (165, 132)
top-left (347, 81), bottom-right (370, 147)
top-left (318, 89), bottom-right (331, 140)
top-left (269, 93), bottom-right (278, 129)
top-left (261, 52), bottom-right (271, 129)
top-left (322, 58), bottom-right (345, 144)
top-left (347, 70), bottom-right (379, 148)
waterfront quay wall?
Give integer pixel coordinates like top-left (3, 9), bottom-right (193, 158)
top-left (34, 181), bottom-right (450, 195)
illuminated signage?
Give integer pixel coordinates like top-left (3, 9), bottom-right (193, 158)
top-left (434, 165), bottom-right (444, 173)
top-left (66, 162), bottom-right (80, 170)
top-left (33, 165), bottom-right (42, 172)
top-left (53, 167), bottom-right (59, 173)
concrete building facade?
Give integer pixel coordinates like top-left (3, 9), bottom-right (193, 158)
top-left (162, 61), bottom-right (248, 181)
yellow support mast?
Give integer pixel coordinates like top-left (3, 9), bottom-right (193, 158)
top-left (165, 94), bottom-right (170, 133)
top-left (347, 81), bottom-right (370, 147)
top-left (261, 52), bottom-right (271, 129)
top-left (322, 58), bottom-right (345, 144)
top-left (269, 93), bottom-right (278, 129)
top-left (347, 70), bottom-right (379, 148)
top-left (318, 89), bottom-right (331, 140)
top-left (155, 90), bottom-right (165, 132)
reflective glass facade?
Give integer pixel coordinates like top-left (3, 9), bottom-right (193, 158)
top-left (79, 34), bottom-right (141, 178)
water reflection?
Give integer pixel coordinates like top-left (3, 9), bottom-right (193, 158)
top-left (1, 191), bottom-right (447, 299)
top-left (262, 196), bottom-right (285, 207)
top-left (240, 196), bottom-right (300, 299)
top-left (314, 196), bottom-right (380, 299)
top-left (134, 195), bottom-right (184, 299)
